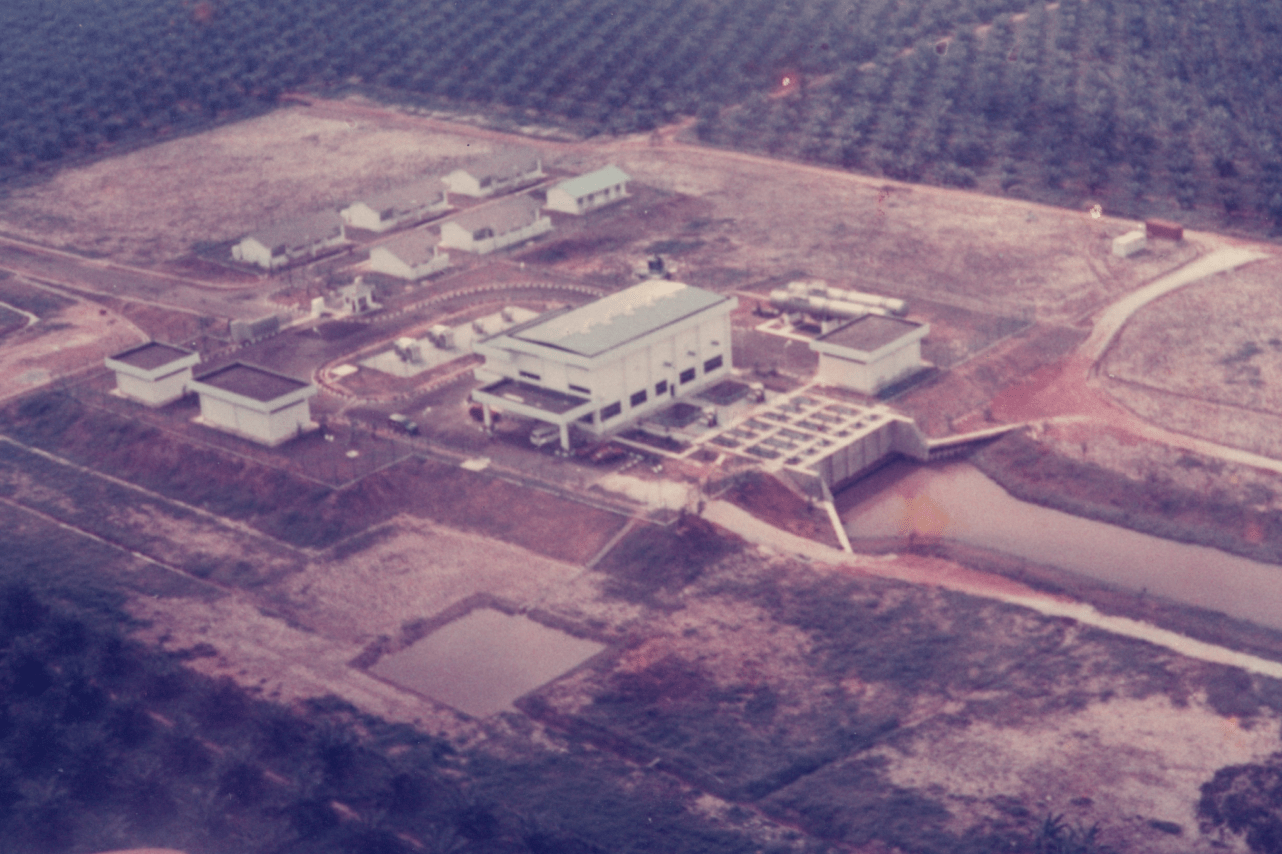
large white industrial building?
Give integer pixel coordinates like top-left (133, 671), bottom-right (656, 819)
top-left (471, 280), bottom-right (737, 451)
top-left (189, 362), bottom-right (317, 446)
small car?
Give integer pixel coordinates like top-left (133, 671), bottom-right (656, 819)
top-left (387, 413), bottom-right (419, 435)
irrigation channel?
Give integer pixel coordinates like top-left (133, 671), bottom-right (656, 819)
top-left (837, 460), bottom-right (1282, 632)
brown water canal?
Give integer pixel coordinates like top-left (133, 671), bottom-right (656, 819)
top-left (837, 461), bottom-right (1282, 631)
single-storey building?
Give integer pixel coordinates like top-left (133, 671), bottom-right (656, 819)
top-left (810, 314), bottom-right (930, 395)
top-left (232, 210), bottom-right (347, 269)
top-left (340, 179), bottom-right (450, 233)
top-left (442, 148), bottom-right (544, 198)
top-left (368, 231), bottom-right (451, 280)
top-left (544, 165), bottom-right (630, 215)
top-left (336, 278), bottom-right (379, 314)
top-left (439, 195), bottom-right (552, 255)
top-left (105, 342), bottom-right (201, 407)
top-left (1112, 230), bottom-right (1146, 257)
top-left (188, 362), bottom-right (318, 446)
top-left (471, 279), bottom-right (737, 451)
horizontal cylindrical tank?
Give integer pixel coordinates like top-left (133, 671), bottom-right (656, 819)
top-left (769, 291), bottom-right (891, 319)
top-left (782, 279), bottom-right (907, 316)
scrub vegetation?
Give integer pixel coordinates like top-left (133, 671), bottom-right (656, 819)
top-left (0, 577), bottom-right (770, 854)
top-left (4, 0), bottom-right (1282, 231)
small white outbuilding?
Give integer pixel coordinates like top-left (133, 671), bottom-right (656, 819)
top-left (545, 165), bottom-right (630, 215)
top-left (810, 314), bottom-right (930, 395)
top-left (105, 342), bottom-right (201, 407)
top-left (189, 362), bottom-right (317, 446)
top-left (1112, 230), bottom-right (1146, 258)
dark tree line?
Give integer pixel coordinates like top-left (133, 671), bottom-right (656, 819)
top-left (0, 0), bottom-right (1039, 172)
top-left (698, 0), bottom-right (1282, 229)
top-left (0, 569), bottom-right (766, 854)
top-left (3, 0), bottom-right (1282, 229)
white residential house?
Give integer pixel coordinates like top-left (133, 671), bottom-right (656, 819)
top-left (340, 179), bottom-right (450, 233)
top-left (471, 280), bottom-right (737, 451)
top-left (105, 342), bottom-right (201, 407)
top-left (188, 362), bottom-right (318, 446)
top-left (232, 210), bottom-right (347, 269)
top-left (439, 195), bottom-right (552, 255)
top-left (442, 148), bottom-right (544, 198)
top-left (544, 165), bottom-right (631, 215)
top-left (809, 314), bottom-right (930, 395)
top-left (368, 231), bottom-right (451, 280)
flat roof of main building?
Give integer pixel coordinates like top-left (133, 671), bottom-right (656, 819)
top-left (109, 341), bottom-right (195, 370)
top-left (817, 314), bottom-right (923, 353)
top-left (478, 378), bottom-right (588, 414)
top-left (512, 280), bottom-right (729, 358)
top-left (194, 363), bottom-right (310, 402)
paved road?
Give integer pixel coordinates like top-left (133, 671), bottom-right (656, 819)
top-left (1081, 245), bottom-right (1270, 362)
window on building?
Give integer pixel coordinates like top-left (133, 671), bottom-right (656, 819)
top-left (704, 355), bottom-right (723, 373)
top-left (600, 402), bottom-right (622, 420)
top-left (655, 380), bottom-right (668, 396)
top-left (679, 367), bottom-right (696, 384)
top-left (519, 370), bottom-right (541, 381)
top-left (569, 384), bottom-right (590, 395)
top-left (630, 390), bottom-right (647, 407)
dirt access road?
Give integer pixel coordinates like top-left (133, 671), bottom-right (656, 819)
top-left (0, 235), bottom-right (278, 321)
top-left (991, 245), bottom-right (1281, 474)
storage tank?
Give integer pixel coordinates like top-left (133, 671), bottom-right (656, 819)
top-left (782, 279), bottom-right (907, 316)
top-left (768, 290), bottom-right (891, 320)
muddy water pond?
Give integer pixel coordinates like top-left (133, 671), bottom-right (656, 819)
top-left (370, 609), bottom-right (605, 717)
top-left (837, 461), bottom-right (1282, 631)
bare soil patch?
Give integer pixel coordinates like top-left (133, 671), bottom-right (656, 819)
top-left (0, 107), bottom-right (500, 265)
top-left (897, 324), bottom-right (1088, 436)
top-left (0, 388), bottom-right (624, 561)
top-left (1103, 255), bottom-right (1282, 457)
top-left (721, 471), bottom-right (840, 549)
top-left (0, 282), bottom-right (144, 401)
top-left (527, 549), bottom-right (1282, 853)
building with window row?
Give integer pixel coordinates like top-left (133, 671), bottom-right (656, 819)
top-left (471, 279), bottom-right (737, 451)
top-left (545, 165), bottom-right (630, 215)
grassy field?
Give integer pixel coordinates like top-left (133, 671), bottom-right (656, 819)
top-left (0, 389), bottom-right (625, 562)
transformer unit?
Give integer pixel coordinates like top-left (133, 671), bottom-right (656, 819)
top-left (426, 325), bottom-right (454, 349)
top-left (393, 337), bottom-right (422, 363)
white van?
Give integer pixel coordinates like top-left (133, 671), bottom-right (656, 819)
top-left (530, 423), bottom-right (560, 447)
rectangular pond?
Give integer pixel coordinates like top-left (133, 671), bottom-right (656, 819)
top-left (370, 608), bottom-right (605, 717)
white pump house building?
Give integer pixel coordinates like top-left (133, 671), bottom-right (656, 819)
top-left (105, 342), bottom-right (201, 407)
top-left (471, 280), bottom-right (737, 451)
top-left (188, 362), bottom-right (318, 447)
